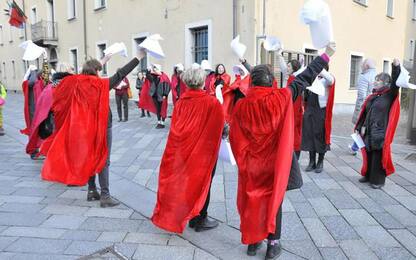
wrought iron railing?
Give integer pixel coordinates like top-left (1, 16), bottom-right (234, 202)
top-left (31, 20), bottom-right (58, 43)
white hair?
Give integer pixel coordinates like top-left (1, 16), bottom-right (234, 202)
top-left (181, 68), bottom-right (206, 89)
top-left (363, 58), bottom-right (376, 70)
top-left (56, 62), bottom-right (74, 73)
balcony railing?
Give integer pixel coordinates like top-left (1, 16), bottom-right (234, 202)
top-left (31, 20), bottom-right (58, 44)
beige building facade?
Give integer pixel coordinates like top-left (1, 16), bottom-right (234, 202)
top-left (0, 0), bottom-right (414, 105)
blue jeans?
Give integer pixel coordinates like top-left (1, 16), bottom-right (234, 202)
top-left (351, 142), bottom-right (359, 152)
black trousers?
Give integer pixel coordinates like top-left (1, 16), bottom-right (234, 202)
top-left (365, 149), bottom-right (386, 185)
top-left (116, 94), bottom-right (129, 120)
top-left (267, 205), bottom-right (283, 240)
top-left (152, 96), bottom-right (164, 121)
top-left (191, 161), bottom-right (217, 221)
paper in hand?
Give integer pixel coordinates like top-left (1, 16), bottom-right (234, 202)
top-left (20, 40), bottom-right (47, 61)
top-left (351, 133), bottom-right (365, 149)
top-left (230, 35), bottom-right (247, 59)
top-left (263, 36), bottom-right (282, 52)
top-left (139, 34), bottom-right (165, 59)
top-left (396, 65), bottom-right (416, 89)
top-left (219, 139), bottom-right (236, 165)
top-left (307, 78), bottom-right (325, 96)
top-left (215, 85), bottom-right (224, 104)
top-left (104, 42), bottom-right (128, 57)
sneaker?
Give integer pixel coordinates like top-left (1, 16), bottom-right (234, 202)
top-left (30, 153), bottom-right (46, 160)
top-left (140, 114), bottom-right (146, 118)
top-left (247, 242), bottom-right (263, 256)
top-left (100, 196), bottom-right (120, 208)
top-left (194, 217), bottom-right (219, 232)
top-left (348, 145), bottom-right (357, 155)
top-left (265, 240), bottom-right (282, 259)
top-left (87, 189), bottom-right (100, 201)
top-left (147, 112), bottom-right (151, 117)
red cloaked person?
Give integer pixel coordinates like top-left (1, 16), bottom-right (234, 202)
top-left (41, 75), bottom-right (110, 185)
top-left (152, 68), bottom-right (224, 233)
top-left (354, 59), bottom-right (401, 189)
top-left (171, 63), bottom-right (187, 105)
top-left (222, 65), bottom-right (250, 122)
top-left (206, 64), bottom-right (231, 96)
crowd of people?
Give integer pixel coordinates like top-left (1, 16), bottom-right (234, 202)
top-left (0, 33), bottom-right (404, 259)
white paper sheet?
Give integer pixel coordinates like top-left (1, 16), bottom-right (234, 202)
top-left (215, 85), bottom-right (224, 104)
top-left (139, 34), bottom-right (165, 59)
top-left (230, 35), bottom-right (247, 59)
top-left (263, 36), bottom-right (282, 52)
top-left (397, 65), bottom-right (416, 89)
top-left (306, 78), bottom-right (325, 96)
top-left (219, 139), bottom-right (236, 165)
top-left (104, 42), bottom-right (128, 57)
top-left (20, 40), bottom-right (47, 61)
top-left (351, 133), bottom-right (365, 149)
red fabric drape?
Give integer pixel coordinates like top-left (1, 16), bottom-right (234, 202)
top-left (41, 75), bottom-right (110, 185)
top-left (26, 84), bottom-right (53, 155)
top-left (324, 80), bottom-right (336, 145)
top-left (171, 74), bottom-right (188, 105)
top-left (222, 75), bottom-right (250, 123)
top-left (21, 79), bottom-right (45, 135)
top-left (286, 75), bottom-right (304, 151)
top-left (356, 94), bottom-right (400, 176)
top-left (230, 87), bottom-right (294, 244)
top-left (206, 74), bottom-right (231, 96)
top-left (152, 89), bottom-right (224, 233)
top-left (138, 73), bottom-right (170, 118)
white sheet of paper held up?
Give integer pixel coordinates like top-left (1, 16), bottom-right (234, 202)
top-left (20, 40), bottom-right (47, 61)
top-left (139, 34), bottom-right (165, 59)
top-left (307, 78), bottom-right (325, 96)
top-left (264, 36), bottom-right (282, 52)
top-left (104, 42), bottom-right (128, 57)
top-left (396, 65), bottom-right (416, 89)
top-left (219, 139), bottom-right (236, 165)
top-left (351, 133), bottom-right (365, 149)
top-left (215, 85), bottom-right (224, 104)
top-left (230, 35), bottom-right (247, 59)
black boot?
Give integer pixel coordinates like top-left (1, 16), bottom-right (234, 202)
top-left (194, 217), bottom-right (219, 232)
top-left (305, 152), bottom-right (316, 172)
top-left (87, 189), bottom-right (100, 201)
top-left (140, 110), bottom-right (146, 118)
top-left (265, 240), bottom-right (282, 259)
top-left (315, 153), bottom-right (324, 173)
top-left (100, 196), bottom-right (120, 208)
top-left (147, 111), bottom-right (151, 117)
top-left (359, 176), bottom-right (368, 183)
top-left (247, 242), bottom-right (263, 256)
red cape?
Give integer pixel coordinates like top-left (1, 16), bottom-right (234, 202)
top-left (152, 89), bottom-right (224, 233)
top-left (171, 74), bottom-right (188, 105)
top-left (325, 80), bottom-right (336, 145)
top-left (138, 73), bottom-right (170, 118)
top-left (41, 75), bottom-right (110, 186)
top-left (222, 75), bottom-right (250, 123)
top-left (26, 84), bottom-right (53, 155)
top-left (230, 87), bottom-right (294, 244)
top-left (286, 75), bottom-right (304, 151)
top-left (356, 93), bottom-right (400, 176)
top-left (206, 73), bottom-right (231, 96)
top-left (21, 79), bottom-right (45, 135)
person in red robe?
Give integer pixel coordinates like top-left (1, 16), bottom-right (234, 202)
top-left (231, 44), bottom-right (335, 259)
top-left (201, 60), bottom-right (215, 91)
top-left (206, 64), bottom-right (231, 96)
top-left (171, 63), bottom-right (187, 105)
top-left (355, 59), bottom-right (401, 189)
top-left (42, 51), bottom-right (146, 207)
top-left (222, 65), bottom-right (250, 123)
top-left (152, 67), bottom-right (224, 233)
top-left (138, 64), bottom-right (171, 129)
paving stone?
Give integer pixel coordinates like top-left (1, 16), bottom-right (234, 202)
top-left (84, 207), bottom-right (133, 219)
top-left (339, 209), bottom-right (379, 226)
top-left (382, 183), bottom-right (413, 197)
top-left (280, 240), bottom-right (322, 260)
top-left (130, 212), bottom-right (146, 220)
top-left (363, 189), bottom-right (399, 205)
top-left (194, 248), bottom-right (220, 259)
top-left (319, 247), bottom-right (348, 260)
top-left (97, 231), bottom-right (127, 242)
top-left (384, 204), bottom-right (416, 227)
top-left (324, 189), bottom-right (362, 209)
top-left (302, 218), bottom-right (337, 247)
top-left (394, 196), bottom-right (416, 211)
top-left (61, 230), bottom-right (101, 241)
top-left (282, 198), bottom-right (296, 212)
top-left (0, 187), bottom-right (17, 195)
top-left (132, 244), bottom-right (195, 260)
top-left (0, 212), bottom-right (49, 227)
top-left (137, 220), bottom-right (169, 234)
top-left (321, 216), bottom-right (360, 240)
top-left (0, 236), bottom-right (18, 250)
top-left (41, 204), bottom-right (89, 216)
top-left (5, 237), bottom-right (72, 254)
top-left (371, 212), bottom-right (405, 229)
top-left (124, 232), bottom-right (171, 245)
top-left (338, 181), bottom-right (368, 199)
top-left (40, 197), bottom-right (75, 205)
top-left (0, 195), bottom-right (44, 204)
top-left (0, 252), bottom-right (15, 259)
top-left (313, 178), bottom-right (342, 190)
top-left (0, 203), bottom-right (45, 213)
top-left (167, 235), bottom-right (193, 247)
top-left (281, 212), bottom-right (310, 241)
top-left (6, 253), bottom-right (79, 260)
top-left (1, 226), bottom-right (66, 239)
top-left (389, 229), bottom-right (416, 256)
top-left (372, 247), bottom-right (415, 260)
top-left (41, 215), bottom-right (87, 230)
top-left (300, 182), bottom-right (324, 199)
top-left (355, 226), bottom-right (400, 249)
top-left (308, 197), bottom-right (339, 217)
top-left (292, 202), bottom-right (318, 218)
top-left (14, 181), bottom-right (52, 189)
top-left (356, 197), bottom-right (385, 213)
top-left (339, 240), bottom-right (379, 260)
top-left (12, 188), bottom-right (65, 198)
top-left (58, 190), bottom-right (86, 200)
top-left (286, 190), bottom-right (307, 203)
top-left (79, 217), bottom-right (142, 232)
top-left (63, 240), bottom-right (113, 255)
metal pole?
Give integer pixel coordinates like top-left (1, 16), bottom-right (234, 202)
top-left (262, 0), bottom-right (266, 36)
top-left (232, 0), bottom-right (237, 38)
top-left (83, 0), bottom-right (88, 61)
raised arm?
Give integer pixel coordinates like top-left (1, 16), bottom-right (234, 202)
top-left (108, 49), bottom-right (146, 89)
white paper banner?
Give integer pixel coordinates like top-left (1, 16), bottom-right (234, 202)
top-left (230, 35), bottom-right (247, 59)
top-left (219, 139), bottom-right (236, 165)
top-left (19, 40), bottom-right (47, 61)
top-left (139, 34), bottom-right (165, 59)
top-left (104, 42), bottom-right (128, 57)
top-left (397, 65), bottom-right (416, 89)
top-left (351, 133), bottom-right (365, 149)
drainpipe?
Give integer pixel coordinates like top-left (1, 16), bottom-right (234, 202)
top-left (262, 0), bottom-right (266, 36)
top-left (256, 0), bottom-right (267, 64)
top-left (233, 0), bottom-right (237, 38)
top-left (83, 0), bottom-right (88, 60)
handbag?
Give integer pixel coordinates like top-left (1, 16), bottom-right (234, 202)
top-left (287, 152), bottom-right (303, 190)
top-left (127, 87), bottom-right (133, 99)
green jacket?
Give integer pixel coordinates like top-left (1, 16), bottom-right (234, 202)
top-left (0, 84), bottom-right (6, 99)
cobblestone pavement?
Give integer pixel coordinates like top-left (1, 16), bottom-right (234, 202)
top-left (1, 93), bottom-right (416, 260)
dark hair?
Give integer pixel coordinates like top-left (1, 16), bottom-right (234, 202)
top-left (81, 59), bottom-right (102, 76)
top-left (375, 73), bottom-right (392, 86)
top-left (323, 63), bottom-right (329, 72)
top-left (215, 64), bottom-right (226, 75)
top-left (251, 64), bottom-right (275, 87)
top-left (289, 60), bottom-right (301, 73)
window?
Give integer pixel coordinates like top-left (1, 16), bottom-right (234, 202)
top-left (2, 62), bottom-right (6, 79)
top-left (133, 37), bottom-right (148, 72)
top-left (69, 48), bottom-right (78, 74)
top-left (353, 0), bottom-right (368, 7)
top-left (31, 7), bottom-right (37, 24)
top-left (387, 0), bottom-right (394, 18)
top-left (0, 25), bottom-right (3, 45)
top-left (97, 43), bottom-right (107, 75)
top-left (67, 0), bottom-right (76, 20)
top-left (94, 0), bottom-right (106, 10)
top-left (350, 55), bottom-right (363, 89)
top-left (191, 26), bottom-right (208, 64)
top-left (11, 60), bottom-right (16, 79)
top-left (410, 40), bottom-right (415, 61)
top-left (383, 60), bottom-right (390, 73)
